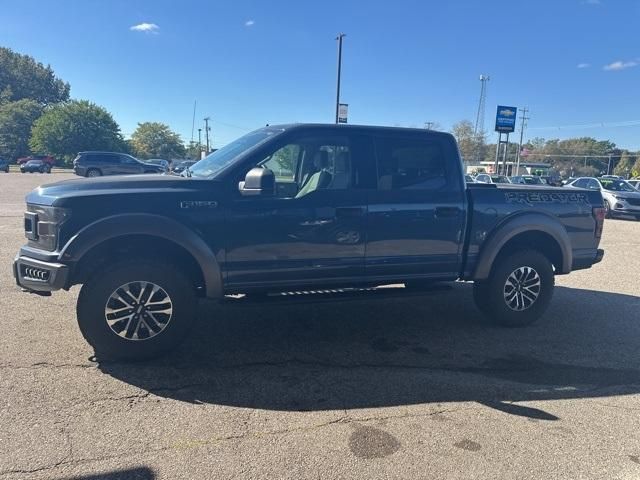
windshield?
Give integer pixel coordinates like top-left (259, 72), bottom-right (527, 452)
top-left (188, 128), bottom-right (282, 178)
top-left (491, 175), bottom-right (510, 183)
top-left (600, 179), bottom-right (636, 192)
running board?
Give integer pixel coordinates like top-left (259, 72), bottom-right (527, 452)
top-left (221, 283), bottom-right (452, 306)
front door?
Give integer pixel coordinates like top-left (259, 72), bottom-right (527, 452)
top-left (223, 132), bottom-right (368, 289)
top-left (365, 132), bottom-right (466, 280)
top-left (118, 155), bottom-right (144, 175)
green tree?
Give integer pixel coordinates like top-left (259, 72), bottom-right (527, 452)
top-left (613, 151), bottom-right (635, 178)
top-left (130, 122), bottom-right (186, 159)
top-left (0, 47), bottom-right (70, 105)
top-left (0, 99), bottom-right (43, 160)
top-left (520, 136), bottom-right (619, 177)
top-left (184, 141), bottom-right (202, 160)
top-left (30, 100), bottom-right (125, 165)
top-left (631, 157), bottom-right (640, 178)
top-left (451, 120), bottom-right (478, 163)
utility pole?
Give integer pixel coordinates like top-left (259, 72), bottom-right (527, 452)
top-left (335, 33), bottom-right (346, 124)
top-left (203, 117), bottom-right (211, 154)
top-left (515, 107), bottom-right (530, 176)
top-left (197, 128), bottom-right (202, 158)
top-left (424, 121), bottom-right (434, 130)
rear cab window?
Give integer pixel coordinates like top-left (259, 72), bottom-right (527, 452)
top-left (373, 132), bottom-right (459, 191)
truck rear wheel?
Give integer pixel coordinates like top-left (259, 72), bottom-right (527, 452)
top-left (473, 250), bottom-right (554, 327)
top-left (77, 260), bottom-right (197, 360)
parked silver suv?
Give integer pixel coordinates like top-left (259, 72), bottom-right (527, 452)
top-left (566, 177), bottom-right (640, 220)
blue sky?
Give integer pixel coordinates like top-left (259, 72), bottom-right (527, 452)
top-left (2, 0), bottom-right (640, 149)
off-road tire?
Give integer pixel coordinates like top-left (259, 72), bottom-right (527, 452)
top-left (77, 260), bottom-right (197, 360)
top-left (473, 250), bottom-right (554, 327)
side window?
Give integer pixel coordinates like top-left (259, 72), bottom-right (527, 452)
top-left (375, 135), bottom-right (447, 190)
top-left (94, 154), bottom-right (113, 163)
top-left (573, 179), bottom-right (587, 188)
top-left (262, 145), bottom-right (301, 182)
top-left (119, 155), bottom-right (137, 164)
top-left (588, 179), bottom-right (600, 190)
top-left (259, 136), bottom-right (353, 198)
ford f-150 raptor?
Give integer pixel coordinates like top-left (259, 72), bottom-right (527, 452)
top-left (13, 124), bottom-right (605, 359)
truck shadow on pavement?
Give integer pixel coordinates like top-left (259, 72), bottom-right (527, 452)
top-left (99, 284), bottom-right (640, 420)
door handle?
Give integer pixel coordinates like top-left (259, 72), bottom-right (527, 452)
top-left (434, 206), bottom-right (461, 218)
top-left (336, 207), bottom-right (366, 218)
top-left (300, 219), bottom-right (334, 226)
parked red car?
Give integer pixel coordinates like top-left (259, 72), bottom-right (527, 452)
top-left (16, 154), bottom-right (56, 167)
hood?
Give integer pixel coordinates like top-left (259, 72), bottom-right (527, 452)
top-left (603, 189), bottom-right (640, 199)
top-left (26, 174), bottom-right (211, 206)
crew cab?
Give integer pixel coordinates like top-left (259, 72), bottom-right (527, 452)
top-left (13, 124), bottom-right (605, 359)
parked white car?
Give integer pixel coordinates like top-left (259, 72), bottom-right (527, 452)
top-left (566, 177), bottom-right (640, 220)
top-left (474, 174), bottom-right (511, 184)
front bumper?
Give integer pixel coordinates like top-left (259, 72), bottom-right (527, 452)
top-left (611, 207), bottom-right (640, 216)
top-left (13, 255), bottom-right (69, 293)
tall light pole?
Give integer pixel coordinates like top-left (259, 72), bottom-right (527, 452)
top-left (197, 128), bottom-right (202, 158)
top-left (335, 33), bottom-right (346, 124)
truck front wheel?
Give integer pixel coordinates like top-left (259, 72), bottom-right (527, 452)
top-left (473, 250), bottom-right (554, 327)
top-left (77, 260), bottom-right (197, 360)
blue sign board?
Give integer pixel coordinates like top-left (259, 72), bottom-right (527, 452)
top-left (495, 105), bottom-right (517, 133)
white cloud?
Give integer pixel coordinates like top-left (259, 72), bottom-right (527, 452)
top-left (577, 63), bottom-right (591, 68)
top-left (130, 22), bottom-right (159, 33)
top-left (603, 60), bottom-right (638, 71)
top-left (245, 19), bottom-right (255, 27)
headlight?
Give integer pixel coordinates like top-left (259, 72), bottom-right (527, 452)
top-left (25, 204), bottom-right (71, 251)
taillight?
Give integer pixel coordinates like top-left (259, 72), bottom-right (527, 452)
top-left (592, 207), bottom-right (605, 239)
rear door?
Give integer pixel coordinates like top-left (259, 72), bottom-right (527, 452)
top-left (365, 132), bottom-right (466, 280)
top-left (93, 154), bottom-right (121, 175)
top-left (117, 155), bottom-right (144, 175)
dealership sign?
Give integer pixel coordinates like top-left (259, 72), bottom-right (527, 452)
top-left (495, 105), bottom-right (517, 133)
top-left (338, 103), bottom-right (348, 124)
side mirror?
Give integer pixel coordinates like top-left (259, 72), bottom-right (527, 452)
top-left (239, 167), bottom-right (275, 196)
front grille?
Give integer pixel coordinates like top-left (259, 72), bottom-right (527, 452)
top-left (21, 265), bottom-right (50, 282)
top-left (625, 197), bottom-right (640, 206)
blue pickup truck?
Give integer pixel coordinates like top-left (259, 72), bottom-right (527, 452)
top-left (13, 124), bottom-right (605, 359)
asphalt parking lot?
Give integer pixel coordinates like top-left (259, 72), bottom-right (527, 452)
top-left (1, 173), bottom-right (639, 480)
